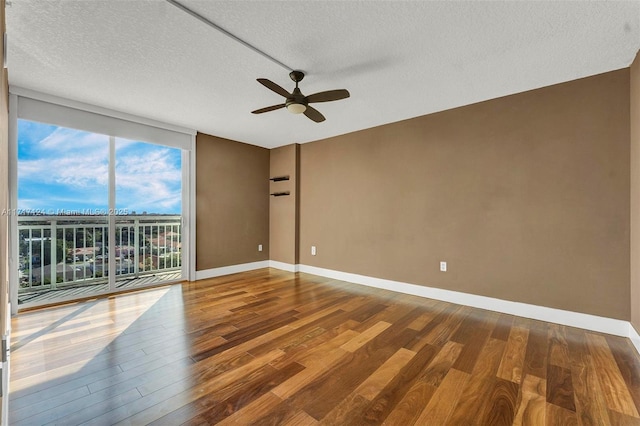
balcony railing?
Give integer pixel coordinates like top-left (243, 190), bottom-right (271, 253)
top-left (18, 215), bottom-right (181, 294)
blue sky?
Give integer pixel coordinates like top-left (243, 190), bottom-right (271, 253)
top-left (18, 119), bottom-right (182, 215)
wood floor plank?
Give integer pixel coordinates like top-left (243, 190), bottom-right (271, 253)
top-left (13, 381), bottom-right (143, 425)
top-left (350, 301), bottom-right (411, 332)
top-left (586, 333), bottom-right (640, 417)
top-left (414, 368), bottom-right (469, 425)
top-left (447, 337), bottom-right (507, 425)
top-left (492, 313), bottom-right (515, 341)
top-left (8, 268), bottom-right (640, 425)
top-left (447, 375), bottom-right (495, 425)
top-left (116, 349), bottom-right (287, 425)
top-left (9, 385), bottom-right (91, 422)
top-left (480, 377), bottom-right (520, 425)
top-left (215, 392), bottom-right (284, 425)
top-left (380, 379), bottom-right (436, 425)
top-left (151, 361), bottom-right (305, 425)
top-left (44, 388), bottom-right (143, 426)
top-left (417, 304), bottom-right (468, 348)
top-left (361, 343), bottom-right (439, 424)
top-left (190, 310), bottom-right (299, 362)
top-left (340, 321), bottom-right (392, 352)
top-left (407, 309), bottom-right (441, 332)
top-left (523, 327), bottom-right (549, 380)
top-left (316, 393), bottom-right (371, 425)
top-left (452, 326), bottom-right (491, 373)
top-left (271, 344), bottom-right (349, 400)
top-left (418, 340), bottom-right (463, 387)
top-left (10, 362), bottom-right (123, 403)
top-left (548, 324), bottom-right (571, 369)
top-left (450, 309), bottom-right (497, 344)
top-left (497, 325), bottom-right (529, 384)
top-left (88, 355), bottom-right (196, 394)
top-left (87, 366), bottom-right (199, 424)
top-left (513, 374), bottom-right (547, 426)
top-left (608, 409), bottom-right (640, 425)
top-left (294, 328), bottom-right (419, 420)
top-left (250, 401), bottom-right (316, 426)
top-left (136, 351), bottom-right (254, 397)
top-left (286, 329), bottom-right (358, 369)
top-left (472, 337), bottom-right (506, 379)
top-left (605, 334), bottom-right (640, 415)
top-left (281, 410), bottom-right (318, 426)
top-left (355, 347), bottom-right (415, 400)
top-left (571, 353), bottom-right (612, 426)
top-left (546, 402), bottom-right (578, 426)
top-left (547, 364), bottom-right (576, 412)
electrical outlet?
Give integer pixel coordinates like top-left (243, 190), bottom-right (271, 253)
top-left (440, 261), bottom-right (447, 272)
top-left (311, 246), bottom-right (317, 256)
top-left (258, 244), bottom-right (263, 252)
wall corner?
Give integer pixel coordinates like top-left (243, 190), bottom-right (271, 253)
top-left (630, 49), bottom-right (640, 331)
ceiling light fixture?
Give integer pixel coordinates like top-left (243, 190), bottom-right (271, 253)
top-left (285, 102), bottom-right (306, 114)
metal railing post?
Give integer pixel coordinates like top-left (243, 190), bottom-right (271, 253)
top-left (134, 219), bottom-right (140, 278)
top-left (39, 227), bottom-right (44, 287)
top-left (50, 220), bottom-right (57, 290)
top-left (28, 229), bottom-right (32, 289)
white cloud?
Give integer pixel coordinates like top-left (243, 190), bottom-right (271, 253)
top-left (19, 127), bottom-right (182, 213)
top-left (39, 127), bottom-right (109, 153)
top-left (20, 127), bottom-right (109, 187)
top-left (19, 157), bottom-right (109, 187)
top-left (116, 148), bottom-right (181, 212)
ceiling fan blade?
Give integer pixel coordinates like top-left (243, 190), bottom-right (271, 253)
top-left (252, 104), bottom-right (285, 114)
top-left (304, 106), bottom-right (326, 123)
top-left (306, 89), bottom-right (350, 103)
top-left (257, 78), bottom-right (291, 98)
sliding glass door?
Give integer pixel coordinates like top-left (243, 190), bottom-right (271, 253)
top-left (113, 137), bottom-right (183, 291)
top-left (14, 120), bottom-right (185, 308)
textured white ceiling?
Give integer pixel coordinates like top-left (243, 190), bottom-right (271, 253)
top-left (6, 1), bottom-right (640, 148)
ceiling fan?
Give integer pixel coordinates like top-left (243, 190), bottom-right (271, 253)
top-left (251, 71), bottom-right (350, 123)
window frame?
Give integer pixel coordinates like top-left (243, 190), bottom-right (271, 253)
top-left (8, 88), bottom-right (196, 313)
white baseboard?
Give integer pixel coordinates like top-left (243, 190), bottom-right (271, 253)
top-left (195, 261), bottom-right (270, 280)
top-left (278, 264), bottom-right (632, 338)
top-left (630, 324), bottom-right (640, 355)
top-left (196, 261), bottom-right (636, 341)
top-left (268, 261), bottom-right (299, 272)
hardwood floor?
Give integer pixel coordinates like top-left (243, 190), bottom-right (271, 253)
top-left (8, 268), bottom-right (640, 425)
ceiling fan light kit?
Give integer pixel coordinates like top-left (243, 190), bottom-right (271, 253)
top-left (285, 102), bottom-right (306, 114)
top-left (252, 70), bottom-right (350, 123)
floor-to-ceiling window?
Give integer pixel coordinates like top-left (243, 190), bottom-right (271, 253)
top-left (9, 91), bottom-right (194, 310)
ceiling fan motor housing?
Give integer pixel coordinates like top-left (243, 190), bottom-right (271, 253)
top-left (286, 85), bottom-right (307, 113)
top-left (289, 70), bottom-right (305, 83)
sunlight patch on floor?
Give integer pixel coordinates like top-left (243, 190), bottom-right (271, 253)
top-left (10, 286), bottom-right (172, 389)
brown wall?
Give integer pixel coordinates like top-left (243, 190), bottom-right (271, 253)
top-left (195, 133), bottom-right (269, 270)
top-left (269, 144), bottom-right (299, 264)
top-left (300, 69), bottom-right (631, 320)
top-left (631, 52), bottom-right (640, 330)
